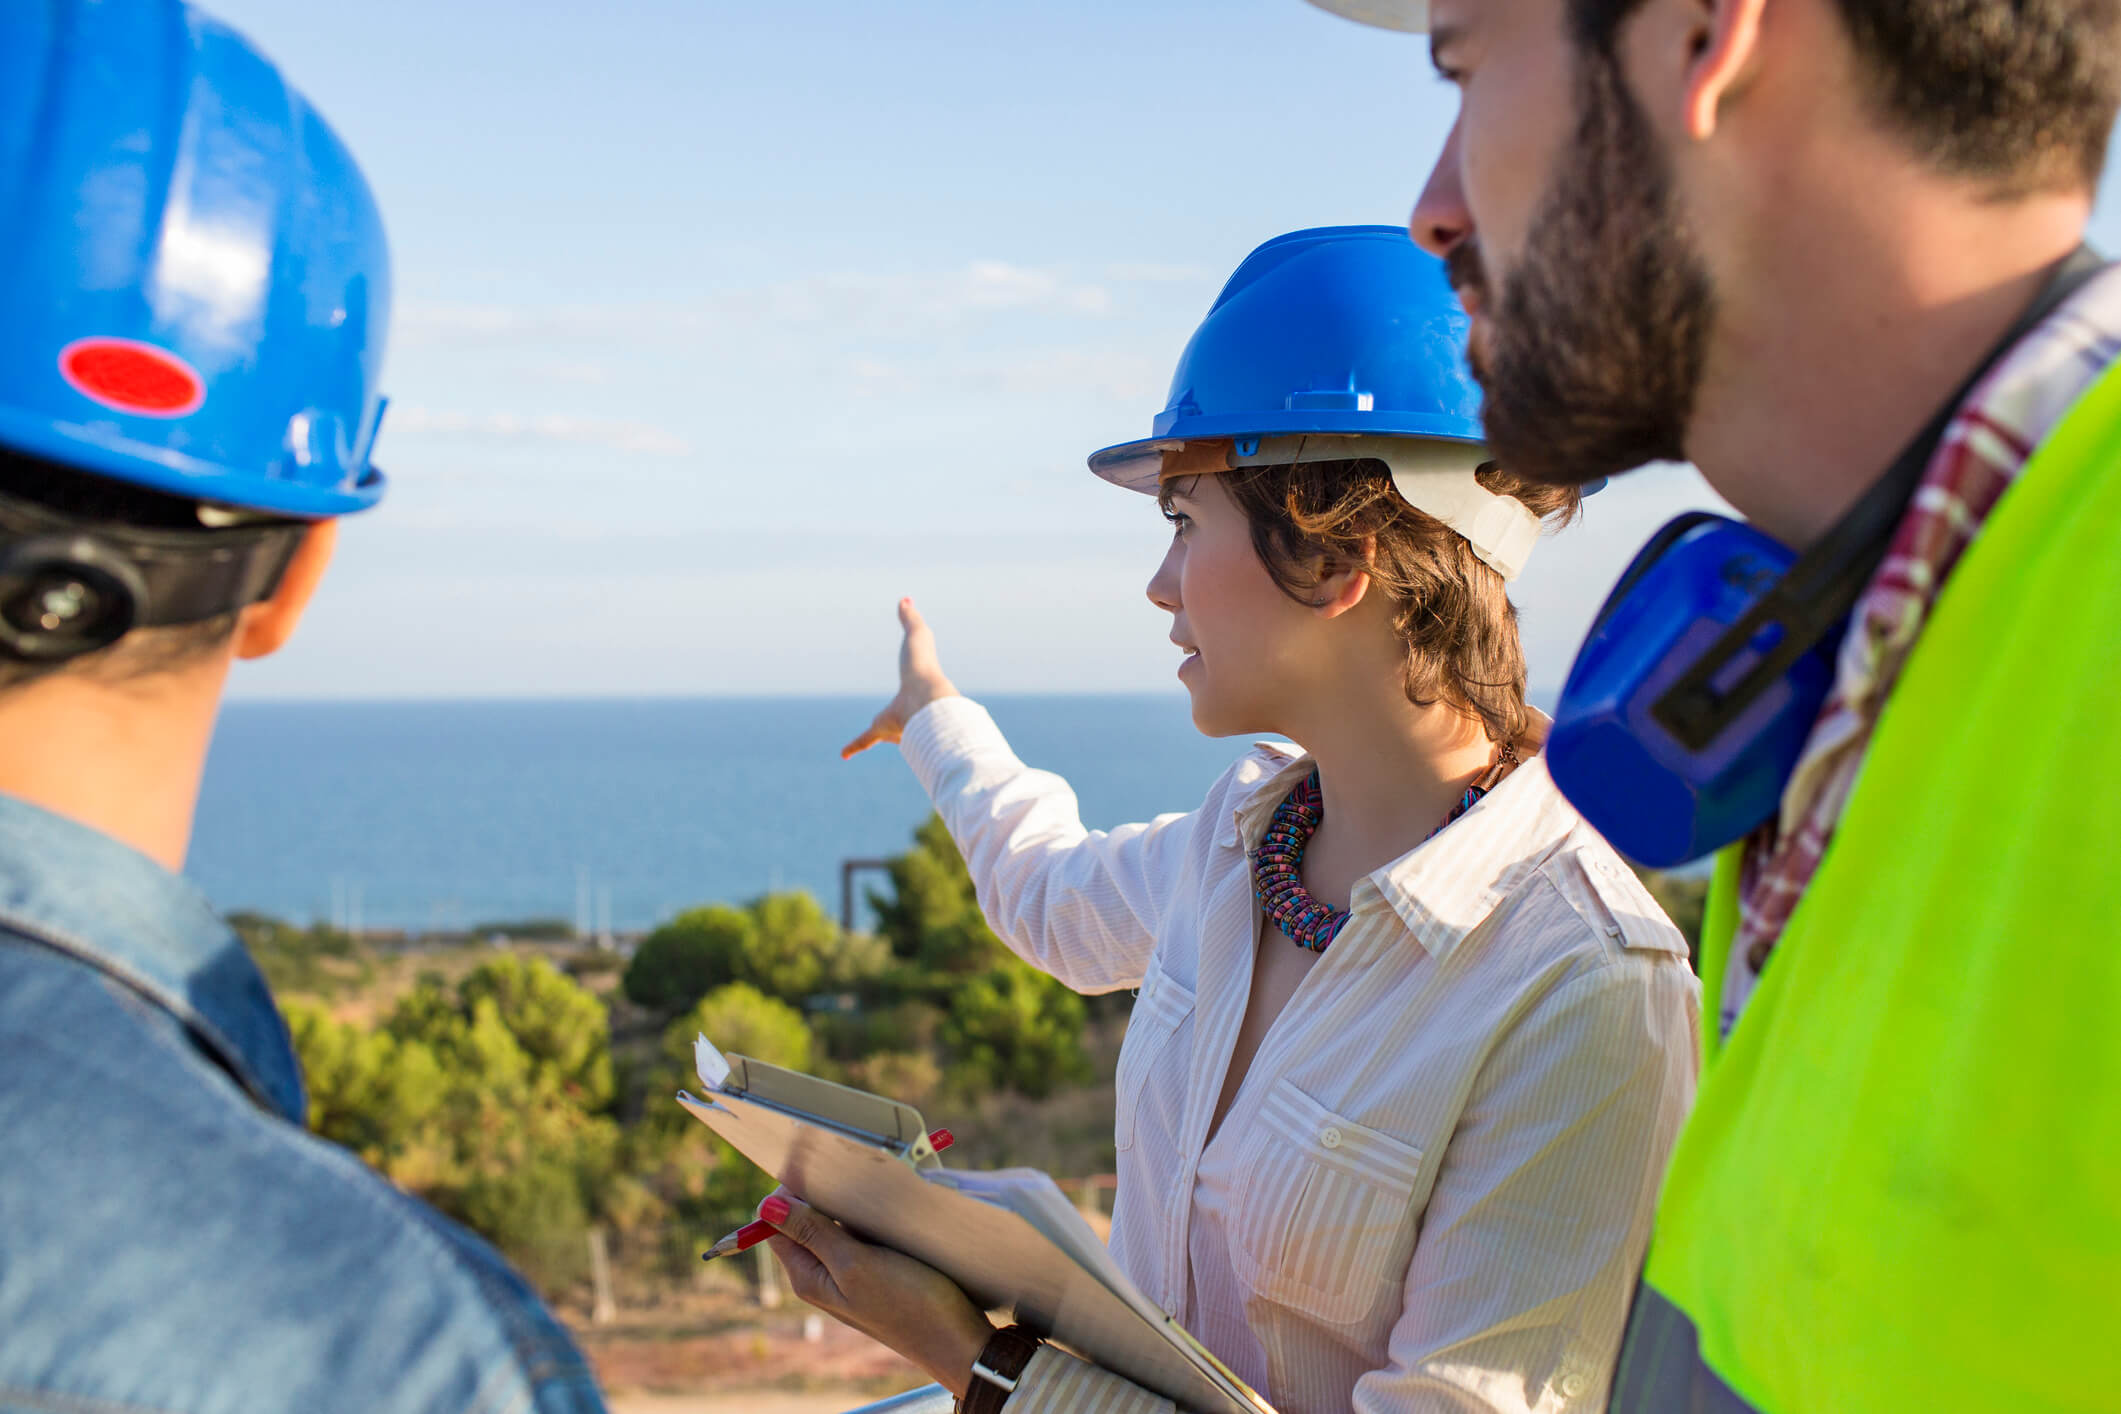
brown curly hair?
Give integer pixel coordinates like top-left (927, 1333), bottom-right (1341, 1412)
top-left (1206, 458), bottom-right (1577, 747)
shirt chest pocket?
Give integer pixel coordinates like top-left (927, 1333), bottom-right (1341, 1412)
top-left (1115, 968), bottom-right (1194, 1153)
top-left (1228, 1076), bottom-right (1426, 1326)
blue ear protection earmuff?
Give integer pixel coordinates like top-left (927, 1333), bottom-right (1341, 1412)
top-left (1547, 513), bottom-right (1841, 865)
top-left (1548, 247), bottom-right (2106, 867)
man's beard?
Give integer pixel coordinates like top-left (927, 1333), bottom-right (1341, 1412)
top-left (1452, 48), bottom-right (1715, 487)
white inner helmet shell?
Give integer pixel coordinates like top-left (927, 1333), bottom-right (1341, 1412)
top-left (1301, 0), bottom-right (1429, 33)
top-left (1158, 434), bottom-right (1545, 581)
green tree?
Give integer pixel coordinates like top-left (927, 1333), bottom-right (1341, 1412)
top-left (666, 982), bottom-right (814, 1077)
top-left (625, 892), bottom-right (888, 1012)
top-left (286, 960), bottom-right (624, 1300)
top-left (869, 815), bottom-right (1012, 975)
top-left (622, 904), bottom-right (754, 1011)
top-left (747, 890), bottom-right (890, 1001)
top-left (457, 954), bottom-right (614, 1107)
top-left (745, 891), bottom-right (836, 999)
top-left (940, 966), bottom-right (1092, 1099)
top-left (285, 999), bottom-right (446, 1165)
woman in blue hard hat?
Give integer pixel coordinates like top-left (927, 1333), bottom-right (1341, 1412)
top-left (765, 227), bottom-right (1699, 1413)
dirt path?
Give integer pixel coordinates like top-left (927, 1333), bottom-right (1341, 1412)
top-left (568, 1289), bottom-right (927, 1414)
top-left (609, 1392), bottom-right (919, 1414)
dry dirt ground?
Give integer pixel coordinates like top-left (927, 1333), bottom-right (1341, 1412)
top-left (608, 1395), bottom-right (915, 1414)
top-left (566, 1287), bottom-right (929, 1414)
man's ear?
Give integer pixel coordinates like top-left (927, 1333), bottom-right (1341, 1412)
top-left (1679, 0), bottom-right (1768, 141)
top-left (1622, 0), bottom-right (1770, 141)
top-left (235, 519), bottom-right (337, 661)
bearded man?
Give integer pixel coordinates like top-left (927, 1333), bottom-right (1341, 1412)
top-left (1309, 1), bottom-right (2121, 1411)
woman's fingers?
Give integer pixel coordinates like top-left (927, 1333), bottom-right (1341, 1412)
top-left (843, 598), bottom-right (955, 763)
top-left (899, 597), bottom-right (943, 680)
top-left (764, 1230), bottom-right (834, 1301)
top-left (762, 1194), bottom-right (848, 1260)
top-left (759, 1191), bottom-right (841, 1308)
top-left (759, 1194), bottom-right (860, 1302)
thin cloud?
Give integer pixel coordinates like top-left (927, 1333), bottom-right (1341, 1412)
top-left (1103, 261), bottom-right (1219, 284)
top-left (395, 259), bottom-right (1117, 348)
top-left (528, 360), bottom-right (613, 386)
top-left (845, 346), bottom-right (1162, 403)
top-left (386, 406), bottom-right (692, 456)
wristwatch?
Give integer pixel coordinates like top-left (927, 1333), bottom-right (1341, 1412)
top-left (958, 1323), bottom-right (1044, 1414)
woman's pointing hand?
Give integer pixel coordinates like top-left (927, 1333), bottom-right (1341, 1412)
top-left (841, 597), bottom-right (959, 759)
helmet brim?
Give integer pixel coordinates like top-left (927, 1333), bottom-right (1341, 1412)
top-left (1301, 0), bottom-right (1429, 33)
top-left (0, 411), bottom-right (385, 519)
top-left (1089, 419), bottom-right (1485, 494)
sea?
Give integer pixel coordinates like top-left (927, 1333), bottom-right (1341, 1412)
top-left (188, 695), bottom-right (1256, 936)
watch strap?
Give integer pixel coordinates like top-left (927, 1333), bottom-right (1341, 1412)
top-left (959, 1323), bottom-right (1043, 1414)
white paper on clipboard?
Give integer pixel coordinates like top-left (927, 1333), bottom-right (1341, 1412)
top-left (678, 1036), bottom-right (1276, 1414)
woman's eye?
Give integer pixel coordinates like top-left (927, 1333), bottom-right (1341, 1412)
top-left (1161, 508), bottom-right (1189, 532)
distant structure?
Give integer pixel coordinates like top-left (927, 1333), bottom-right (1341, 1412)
top-left (839, 857), bottom-right (893, 935)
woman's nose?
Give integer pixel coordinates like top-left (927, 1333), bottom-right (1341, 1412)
top-left (1146, 544), bottom-right (1182, 612)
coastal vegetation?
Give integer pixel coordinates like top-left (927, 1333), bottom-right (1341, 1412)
top-left (246, 816), bottom-right (1707, 1310)
top-left (246, 814), bottom-right (1120, 1306)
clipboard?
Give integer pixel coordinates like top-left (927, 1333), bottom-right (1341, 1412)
top-left (678, 1035), bottom-right (1277, 1414)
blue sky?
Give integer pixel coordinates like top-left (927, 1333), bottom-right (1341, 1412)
top-left (206, 0), bottom-right (2121, 700)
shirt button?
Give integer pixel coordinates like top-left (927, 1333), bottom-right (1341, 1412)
top-left (1319, 1126), bottom-right (1342, 1149)
top-left (1559, 1373), bottom-right (1586, 1398)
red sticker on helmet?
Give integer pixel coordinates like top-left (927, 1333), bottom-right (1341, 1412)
top-left (59, 338), bottom-right (205, 417)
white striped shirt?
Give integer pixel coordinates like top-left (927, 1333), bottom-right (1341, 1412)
top-left (901, 698), bottom-right (1700, 1414)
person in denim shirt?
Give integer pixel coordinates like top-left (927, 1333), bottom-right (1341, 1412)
top-left (0, 5), bottom-right (607, 1411)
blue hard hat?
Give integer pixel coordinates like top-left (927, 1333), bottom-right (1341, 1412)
top-left (1088, 225), bottom-right (1482, 488)
top-left (0, 0), bottom-right (391, 519)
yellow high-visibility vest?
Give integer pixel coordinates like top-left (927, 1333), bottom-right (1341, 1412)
top-left (1611, 357), bottom-right (2121, 1413)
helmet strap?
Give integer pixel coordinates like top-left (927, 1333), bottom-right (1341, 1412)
top-left (0, 487), bottom-right (303, 663)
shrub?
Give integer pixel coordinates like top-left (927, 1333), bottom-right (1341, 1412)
top-left (869, 816), bottom-right (1012, 976)
top-left (665, 982), bottom-right (814, 1076)
top-left (940, 966), bottom-right (1091, 1099)
top-left (842, 1048), bottom-right (943, 1107)
top-left (286, 958), bottom-right (623, 1300)
top-left (457, 954), bottom-right (615, 1108)
top-left (623, 905), bottom-right (755, 1011)
top-left (748, 890), bottom-right (891, 1001)
top-left (456, 1158), bottom-right (593, 1293)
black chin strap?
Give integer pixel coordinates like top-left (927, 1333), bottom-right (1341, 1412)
top-left (1652, 244), bottom-right (2108, 751)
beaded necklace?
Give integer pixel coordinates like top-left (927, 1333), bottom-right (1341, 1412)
top-left (1252, 746), bottom-right (1516, 954)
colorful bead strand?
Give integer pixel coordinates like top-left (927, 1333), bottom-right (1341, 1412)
top-left (1251, 768), bottom-right (1493, 954)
